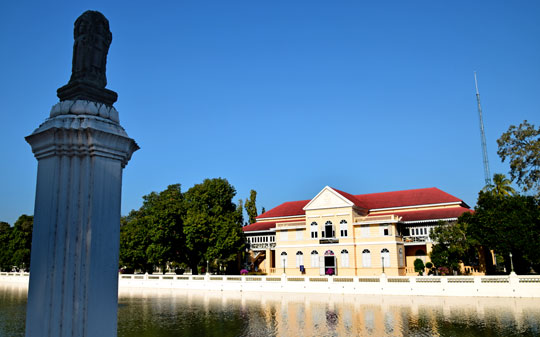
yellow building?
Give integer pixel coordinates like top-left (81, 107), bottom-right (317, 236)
top-left (243, 186), bottom-right (472, 276)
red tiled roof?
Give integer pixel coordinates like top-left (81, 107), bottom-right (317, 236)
top-left (332, 187), bottom-right (369, 209)
top-left (356, 187), bottom-right (464, 209)
top-left (256, 200), bottom-right (310, 219)
top-left (371, 206), bottom-right (473, 222)
top-left (242, 221), bottom-right (276, 232)
top-left (256, 187), bottom-right (467, 220)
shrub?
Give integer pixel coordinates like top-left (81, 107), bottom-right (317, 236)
top-left (414, 258), bottom-right (425, 275)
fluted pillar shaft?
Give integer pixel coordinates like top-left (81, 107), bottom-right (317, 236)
top-left (25, 100), bottom-right (138, 337)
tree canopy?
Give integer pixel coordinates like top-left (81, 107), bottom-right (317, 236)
top-left (497, 120), bottom-right (540, 196)
top-left (483, 173), bottom-right (516, 197)
top-left (461, 192), bottom-right (540, 274)
top-left (119, 179), bottom-right (245, 274)
top-left (244, 189), bottom-right (258, 225)
top-left (0, 215), bottom-right (33, 272)
top-left (429, 221), bottom-right (477, 274)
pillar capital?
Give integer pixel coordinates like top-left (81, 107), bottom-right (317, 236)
top-left (26, 102), bottom-right (138, 167)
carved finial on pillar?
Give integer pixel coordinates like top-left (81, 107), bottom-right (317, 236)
top-left (57, 10), bottom-right (118, 105)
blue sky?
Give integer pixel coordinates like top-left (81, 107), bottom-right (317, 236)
top-left (1, 1), bottom-right (539, 225)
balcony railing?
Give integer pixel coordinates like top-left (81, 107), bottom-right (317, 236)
top-left (403, 236), bottom-right (431, 244)
top-left (250, 242), bottom-right (276, 250)
top-left (354, 214), bottom-right (401, 224)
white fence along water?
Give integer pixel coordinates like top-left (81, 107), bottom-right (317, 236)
top-left (2, 272), bottom-right (540, 298)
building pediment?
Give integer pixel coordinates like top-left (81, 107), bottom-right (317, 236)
top-left (303, 186), bottom-right (355, 211)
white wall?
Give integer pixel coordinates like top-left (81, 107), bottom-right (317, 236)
top-left (3, 272), bottom-right (540, 298)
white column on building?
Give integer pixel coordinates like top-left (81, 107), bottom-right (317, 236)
top-left (24, 100), bottom-right (138, 336)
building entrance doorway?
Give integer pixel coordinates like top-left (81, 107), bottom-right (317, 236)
top-left (321, 250), bottom-right (336, 276)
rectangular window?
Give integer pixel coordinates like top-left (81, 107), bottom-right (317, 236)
top-left (311, 231), bottom-right (318, 239)
top-left (296, 230), bottom-right (303, 241)
top-left (341, 253), bottom-right (349, 268)
top-left (361, 225), bottom-right (370, 237)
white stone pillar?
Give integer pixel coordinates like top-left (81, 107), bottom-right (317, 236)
top-left (25, 100), bottom-right (138, 337)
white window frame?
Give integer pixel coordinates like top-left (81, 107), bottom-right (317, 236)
top-left (340, 220), bottom-right (348, 237)
top-left (296, 251), bottom-right (304, 267)
top-left (341, 249), bottom-right (349, 268)
top-left (362, 249), bottom-right (371, 267)
top-left (310, 222), bottom-right (318, 239)
top-left (380, 224), bottom-right (393, 237)
top-left (381, 248), bottom-right (390, 267)
top-left (361, 225), bottom-right (370, 237)
top-left (323, 221), bottom-right (335, 238)
top-left (296, 229), bottom-right (303, 241)
top-left (311, 250), bottom-right (319, 267)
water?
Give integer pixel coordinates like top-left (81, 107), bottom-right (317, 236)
top-left (2, 284), bottom-right (540, 336)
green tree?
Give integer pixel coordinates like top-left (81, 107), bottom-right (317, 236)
top-left (0, 222), bottom-right (13, 271)
top-left (463, 192), bottom-right (540, 274)
top-left (120, 211), bottom-right (153, 273)
top-left (244, 190), bottom-right (258, 225)
top-left (483, 173), bottom-right (516, 197)
top-left (429, 221), bottom-right (476, 274)
top-left (8, 215), bottom-right (33, 271)
top-left (119, 185), bottom-right (184, 273)
top-left (236, 199), bottom-right (244, 226)
top-left (142, 184), bottom-right (184, 273)
top-left (183, 178), bottom-right (244, 274)
top-left (497, 120), bottom-right (540, 196)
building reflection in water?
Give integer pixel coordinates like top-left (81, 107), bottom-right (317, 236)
top-left (117, 288), bottom-right (540, 336)
top-left (2, 284), bottom-right (539, 337)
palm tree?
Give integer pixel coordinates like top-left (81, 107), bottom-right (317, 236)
top-left (484, 173), bottom-right (516, 197)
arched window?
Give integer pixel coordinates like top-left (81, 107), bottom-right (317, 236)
top-left (415, 249), bottom-right (426, 262)
top-left (341, 249), bottom-right (349, 268)
top-left (340, 220), bottom-right (348, 237)
top-left (381, 248), bottom-right (390, 267)
top-left (310, 222), bottom-right (318, 239)
top-left (415, 249), bottom-right (426, 256)
top-left (362, 249), bottom-right (371, 267)
top-left (399, 248), bottom-right (404, 267)
top-left (323, 221), bottom-right (335, 238)
top-left (296, 251), bottom-right (304, 267)
top-left (280, 252), bottom-right (288, 268)
top-left (311, 250), bottom-right (319, 267)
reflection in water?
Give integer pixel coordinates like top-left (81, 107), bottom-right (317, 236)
top-left (117, 289), bottom-right (540, 337)
top-left (2, 284), bottom-right (540, 336)
top-left (0, 284), bottom-right (27, 337)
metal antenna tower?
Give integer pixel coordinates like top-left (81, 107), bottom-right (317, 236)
top-left (474, 72), bottom-right (492, 187)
